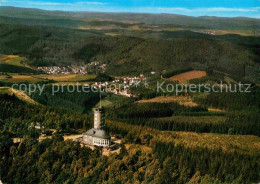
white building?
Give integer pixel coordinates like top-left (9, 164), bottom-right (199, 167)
top-left (83, 107), bottom-right (111, 147)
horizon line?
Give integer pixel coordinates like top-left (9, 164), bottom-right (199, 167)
top-left (1, 5), bottom-right (260, 19)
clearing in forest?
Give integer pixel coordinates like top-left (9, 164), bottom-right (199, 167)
top-left (137, 95), bottom-right (225, 112)
top-left (137, 96), bottom-right (198, 107)
top-left (168, 70), bottom-right (206, 82)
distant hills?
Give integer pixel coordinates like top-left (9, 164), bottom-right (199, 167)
top-left (0, 6), bottom-right (259, 32)
top-left (0, 6), bottom-right (259, 82)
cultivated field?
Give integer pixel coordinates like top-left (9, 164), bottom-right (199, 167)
top-left (168, 70), bottom-right (207, 82)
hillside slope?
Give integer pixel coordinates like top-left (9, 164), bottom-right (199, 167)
top-left (0, 87), bottom-right (39, 105)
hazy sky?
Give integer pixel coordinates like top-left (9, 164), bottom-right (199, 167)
top-left (0, 0), bottom-right (259, 18)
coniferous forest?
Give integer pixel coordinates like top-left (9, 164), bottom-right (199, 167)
top-left (0, 5), bottom-right (260, 184)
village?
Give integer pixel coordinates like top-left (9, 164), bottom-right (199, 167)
top-left (37, 61), bottom-right (107, 75)
top-left (38, 66), bottom-right (87, 74)
top-left (92, 75), bottom-right (147, 97)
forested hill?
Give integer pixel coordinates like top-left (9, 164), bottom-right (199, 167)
top-left (0, 6), bottom-right (259, 82)
top-left (0, 23), bottom-right (260, 82)
top-left (0, 6), bottom-right (260, 31)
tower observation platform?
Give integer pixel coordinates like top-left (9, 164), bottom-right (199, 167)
top-left (83, 107), bottom-right (111, 147)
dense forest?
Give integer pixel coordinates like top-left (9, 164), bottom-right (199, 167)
top-left (0, 64), bottom-right (259, 184)
top-left (29, 85), bottom-right (101, 113)
top-left (105, 86), bottom-right (260, 136)
top-left (193, 87), bottom-right (260, 110)
top-left (0, 94), bottom-right (92, 134)
top-left (0, 94), bottom-right (259, 184)
top-left (0, 6), bottom-right (260, 184)
top-left (2, 132), bottom-right (258, 184)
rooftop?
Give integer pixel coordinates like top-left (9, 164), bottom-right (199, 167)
top-left (84, 128), bottom-right (111, 139)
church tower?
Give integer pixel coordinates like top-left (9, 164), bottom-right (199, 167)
top-left (94, 107), bottom-right (105, 129)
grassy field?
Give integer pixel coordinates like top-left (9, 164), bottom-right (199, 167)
top-left (0, 74), bottom-right (48, 83)
top-left (168, 70), bottom-right (207, 82)
top-left (0, 54), bottom-right (27, 67)
top-left (0, 64), bottom-right (37, 74)
top-left (95, 94), bottom-right (124, 108)
top-left (0, 87), bottom-right (39, 105)
top-left (35, 74), bottom-right (96, 82)
top-left (48, 82), bottom-right (93, 86)
top-left (0, 55), bottom-right (36, 73)
top-left (0, 75), bottom-right (11, 80)
top-left (0, 74), bottom-right (97, 83)
top-left (0, 54), bottom-right (35, 71)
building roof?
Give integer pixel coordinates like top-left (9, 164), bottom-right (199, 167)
top-left (84, 128), bottom-right (111, 139)
top-left (94, 106), bottom-right (105, 112)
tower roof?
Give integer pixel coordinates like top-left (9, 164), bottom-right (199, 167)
top-left (94, 106), bottom-right (105, 111)
top-left (84, 128), bottom-right (110, 139)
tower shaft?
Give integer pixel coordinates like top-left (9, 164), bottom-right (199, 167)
top-left (94, 107), bottom-right (105, 129)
